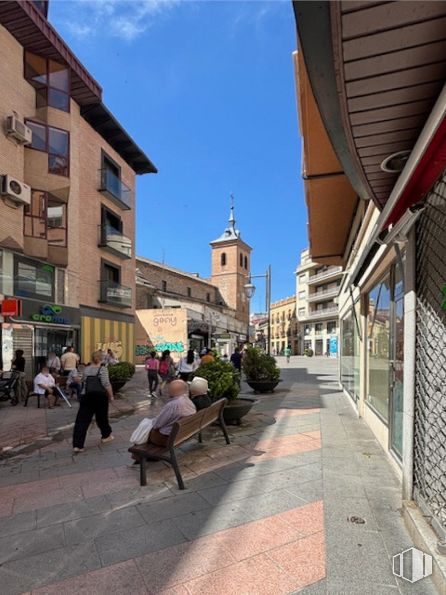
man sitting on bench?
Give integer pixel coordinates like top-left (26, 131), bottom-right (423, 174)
top-left (147, 379), bottom-right (196, 447)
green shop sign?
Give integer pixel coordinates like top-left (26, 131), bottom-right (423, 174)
top-left (31, 304), bottom-right (71, 325)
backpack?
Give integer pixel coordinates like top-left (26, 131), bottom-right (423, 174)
top-left (85, 367), bottom-right (106, 396)
top-left (159, 359), bottom-right (170, 376)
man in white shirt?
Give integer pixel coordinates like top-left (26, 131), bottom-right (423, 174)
top-left (34, 366), bottom-right (58, 408)
top-left (60, 346), bottom-right (80, 376)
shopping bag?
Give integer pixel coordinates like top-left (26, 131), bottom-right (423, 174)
top-left (130, 418), bottom-right (154, 445)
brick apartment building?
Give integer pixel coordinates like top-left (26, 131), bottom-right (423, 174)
top-left (0, 1), bottom-right (156, 376)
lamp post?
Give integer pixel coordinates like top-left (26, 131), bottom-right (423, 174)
top-left (244, 265), bottom-right (272, 355)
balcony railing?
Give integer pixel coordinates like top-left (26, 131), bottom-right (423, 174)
top-left (98, 224), bottom-right (132, 259)
top-left (308, 267), bottom-right (343, 285)
top-left (306, 306), bottom-right (339, 320)
top-left (307, 286), bottom-right (339, 302)
top-left (99, 168), bottom-right (133, 210)
top-left (99, 280), bottom-right (132, 308)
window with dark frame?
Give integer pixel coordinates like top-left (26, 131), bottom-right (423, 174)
top-left (206, 292), bottom-right (211, 303)
top-left (240, 253), bottom-right (243, 267)
top-left (101, 205), bottom-right (122, 232)
top-left (24, 190), bottom-right (67, 247)
top-left (25, 52), bottom-right (70, 112)
top-left (162, 280), bottom-right (167, 292)
top-left (25, 120), bottom-right (69, 177)
top-left (221, 253), bottom-right (226, 266)
top-left (14, 255), bottom-right (55, 300)
top-left (187, 287), bottom-right (192, 297)
top-left (244, 256), bottom-right (248, 269)
top-left (102, 261), bottom-right (120, 284)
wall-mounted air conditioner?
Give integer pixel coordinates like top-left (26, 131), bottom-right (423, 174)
top-left (5, 115), bottom-right (32, 144)
top-left (1, 175), bottom-right (31, 206)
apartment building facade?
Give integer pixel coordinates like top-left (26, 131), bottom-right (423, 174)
top-left (293, 1), bottom-right (446, 584)
top-left (295, 249), bottom-right (341, 356)
top-left (269, 296), bottom-right (298, 356)
top-left (0, 1), bottom-right (156, 375)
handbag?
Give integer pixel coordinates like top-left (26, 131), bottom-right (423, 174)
top-left (85, 367), bottom-right (107, 396)
top-left (130, 418), bottom-right (154, 444)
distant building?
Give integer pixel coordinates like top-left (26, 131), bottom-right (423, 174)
top-left (269, 296), bottom-right (298, 356)
top-left (295, 249), bottom-right (341, 356)
top-left (135, 206), bottom-right (249, 360)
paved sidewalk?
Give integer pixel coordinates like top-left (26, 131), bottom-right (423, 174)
top-left (0, 358), bottom-right (438, 594)
top-left (0, 372), bottom-right (149, 455)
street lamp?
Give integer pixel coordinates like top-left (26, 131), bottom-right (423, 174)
top-left (243, 265), bottom-right (272, 355)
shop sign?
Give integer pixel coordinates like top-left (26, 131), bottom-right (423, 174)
top-left (1, 298), bottom-right (22, 317)
top-left (30, 304), bottom-right (71, 325)
top-left (329, 336), bottom-right (338, 354)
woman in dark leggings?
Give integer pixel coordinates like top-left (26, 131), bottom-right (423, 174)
top-left (72, 351), bottom-right (114, 454)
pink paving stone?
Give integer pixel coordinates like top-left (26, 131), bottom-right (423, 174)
top-left (0, 497), bottom-right (14, 518)
top-left (158, 586), bottom-right (190, 595)
top-left (180, 552), bottom-right (299, 595)
top-left (277, 501), bottom-right (324, 536)
top-left (58, 467), bottom-right (119, 489)
top-left (248, 440), bottom-right (321, 462)
top-left (204, 514), bottom-right (303, 562)
top-left (81, 476), bottom-right (136, 499)
top-left (134, 534), bottom-right (237, 592)
top-left (274, 408), bottom-right (320, 419)
top-left (266, 531), bottom-right (326, 588)
top-left (0, 477), bottom-right (61, 499)
top-left (31, 559), bottom-right (147, 595)
top-left (13, 486), bottom-right (84, 514)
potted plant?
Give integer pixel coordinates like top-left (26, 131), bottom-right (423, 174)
top-left (304, 347), bottom-right (314, 357)
top-left (108, 361), bottom-right (136, 394)
top-left (191, 360), bottom-right (257, 425)
top-left (242, 347), bottom-right (281, 393)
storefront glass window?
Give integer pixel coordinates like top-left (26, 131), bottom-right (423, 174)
top-left (367, 274), bottom-right (391, 420)
top-left (341, 304), bottom-right (360, 401)
top-left (14, 256), bottom-right (54, 301)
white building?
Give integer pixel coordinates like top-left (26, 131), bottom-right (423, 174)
top-left (295, 249), bottom-right (341, 356)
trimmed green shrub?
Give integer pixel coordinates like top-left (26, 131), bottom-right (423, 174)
top-left (242, 347), bottom-right (280, 382)
top-left (191, 360), bottom-right (240, 402)
top-left (108, 361), bottom-right (136, 382)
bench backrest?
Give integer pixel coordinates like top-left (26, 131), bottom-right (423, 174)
top-left (169, 398), bottom-right (227, 448)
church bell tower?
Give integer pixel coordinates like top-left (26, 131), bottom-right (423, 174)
top-left (210, 200), bottom-right (252, 325)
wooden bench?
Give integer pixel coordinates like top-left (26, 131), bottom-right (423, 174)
top-left (128, 398), bottom-right (230, 489)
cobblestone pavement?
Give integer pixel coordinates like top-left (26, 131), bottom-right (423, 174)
top-left (0, 358), bottom-right (438, 594)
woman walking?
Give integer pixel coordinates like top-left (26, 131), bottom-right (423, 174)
top-left (177, 349), bottom-right (197, 382)
top-left (11, 349), bottom-right (27, 403)
top-left (145, 351), bottom-right (159, 396)
top-left (72, 351), bottom-right (114, 454)
top-left (158, 350), bottom-right (174, 396)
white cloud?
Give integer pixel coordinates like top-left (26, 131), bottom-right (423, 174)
top-left (61, 0), bottom-right (180, 41)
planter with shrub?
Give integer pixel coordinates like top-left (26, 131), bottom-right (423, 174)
top-left (191, 360), bottom-right (256, 425)
top-left (108, 361), bottom-right (136, 394)
top-left (242, 347), bottom-right (281, 393)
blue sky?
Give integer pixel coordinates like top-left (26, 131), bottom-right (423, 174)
top-left (50, 0), bottom-right (307, 311)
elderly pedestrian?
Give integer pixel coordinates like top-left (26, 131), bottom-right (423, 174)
top-left (72, 351), bottom-right (114, 454)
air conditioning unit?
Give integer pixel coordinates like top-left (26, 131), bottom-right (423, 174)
top-left (5, 115), bottom-right (32, 144)
top-left (1, 175), bottom-right (31, 206)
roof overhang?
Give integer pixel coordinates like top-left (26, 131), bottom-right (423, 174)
top-left (81, 103), bottom-right (157, 175)
top-left (293, 0), bottom-right (446, 211)
top-left (0, 0), bottom-right (102, 105)
top-left (294, 49), bottom-right (358, 266)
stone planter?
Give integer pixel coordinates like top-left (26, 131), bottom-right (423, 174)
top-left (223, 397), bottom-right (257, 425)
top-left (246, 379), bottom-right (281, 394)
top-left (110, 380), bottom-right (128, 394)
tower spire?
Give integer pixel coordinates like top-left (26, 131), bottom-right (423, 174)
top-left (229, 193), bottom-right (235, 230)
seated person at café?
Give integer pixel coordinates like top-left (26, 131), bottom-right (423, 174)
top-left (67, 365), bottom-right (85, 400)
top-left (189, 376), bottom-right (212, 410)
top-left (34, 366), bottom-right (58, 408)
